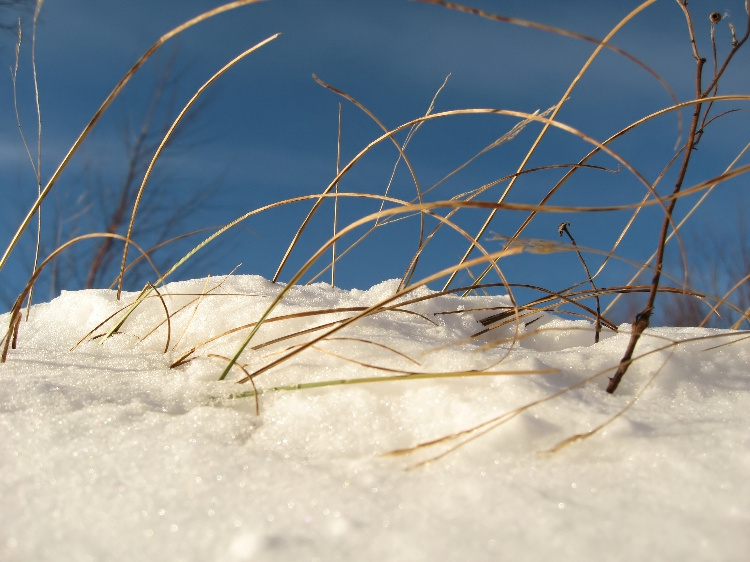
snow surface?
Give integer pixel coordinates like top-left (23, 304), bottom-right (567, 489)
top-left (1, 275), bottom-right (748, 561)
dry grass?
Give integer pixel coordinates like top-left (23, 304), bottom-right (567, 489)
top-left (1, 1), bottom-right (749, 464)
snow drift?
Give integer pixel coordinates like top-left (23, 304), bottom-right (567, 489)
top-left (1, 275), bottom-right (748, 561)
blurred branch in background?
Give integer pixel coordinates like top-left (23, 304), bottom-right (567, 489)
top-left (47, 53), bottom-right (218, 297)
top-left (661, 206), bottom-right (750, 328)
top-left (4, 47), bottom-right (220, 306)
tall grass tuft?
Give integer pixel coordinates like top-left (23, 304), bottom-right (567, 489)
top-left (2, 1), bottom-right (749, 464)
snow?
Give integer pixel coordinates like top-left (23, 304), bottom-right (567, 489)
top-left (1, 275), bottom-right (748, 561)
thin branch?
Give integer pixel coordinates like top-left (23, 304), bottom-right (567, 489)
top-left (558, 222), bottom-right (601, 343)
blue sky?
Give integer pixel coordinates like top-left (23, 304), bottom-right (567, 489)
top-left (1, 0), bottom-right (749, 323)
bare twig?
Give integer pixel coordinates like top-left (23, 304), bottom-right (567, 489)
top-left (607, 1), bottom-right (750, 393)
top-left (558, 222), bottom-right (601, 343)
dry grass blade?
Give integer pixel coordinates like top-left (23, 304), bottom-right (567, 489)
top-left (321, 337), bottom-right (422, 366)
top-left (117, 33), bottom-right (281, 298)
top-left (331, 102), bottom-right (342, 286)
top-left (69, 286), bottom-right (248, 352)
top-left (146, 282), bottom-right (171, 353)
top-left (704, 272), bottom-right (750, 329)
top-left (300, 345), bottom-right (418, 375)
top-left (208, 354), bottom-right (260, 415)
top-left (1, 233), bottom-right (157, 362)
top-left (11, 6), bottom-right (44, 316)
top-left (226, 367), bottom-right (558, 401)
